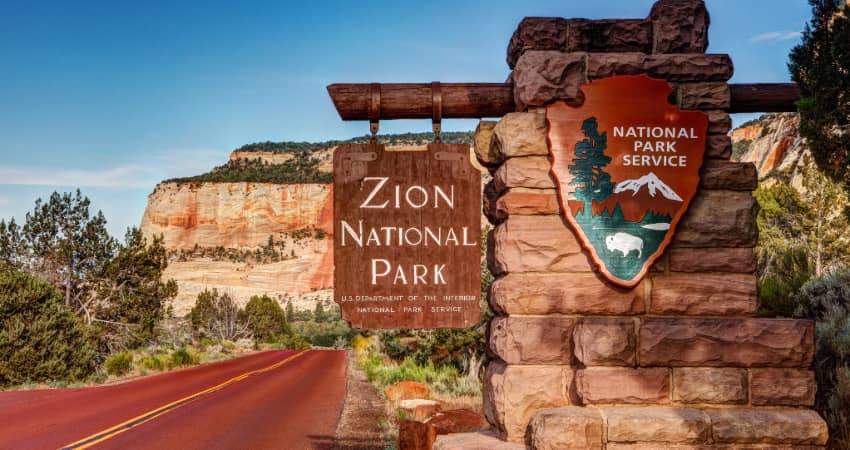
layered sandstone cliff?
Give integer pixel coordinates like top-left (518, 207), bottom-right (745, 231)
top-left (730, 113), bottom-right (808, 187)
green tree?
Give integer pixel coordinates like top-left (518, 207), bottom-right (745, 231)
top-left (244, 295), bottom-right (290, 343)
top-left (0, 190), bottom-right (117, 308)
top-left (285, 300), bottom-right (295, 323)
top-left (314, 301), bottom-right (326, 323)
top-left (568, 117), bottom-right (614, 213)
top-left (92, 228), bottom-right (178, 348)
top-left (0, 268), bottom-right (99, 387)
top-left (789, 0), bottom-right (850, 184)
top-left (188, 289), bottom-right (250, 341)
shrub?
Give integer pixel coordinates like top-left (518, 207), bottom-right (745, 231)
top-left (104, 352), bottom-right (133, 376)
top-left (169, 347), bottom-right (199, 369)
top-left (277, 334), bottom-right (311, 350)
top-left (794, 269), bottom-right (850, 448)
top-left (140, 355), bottom-right (166, 371)
top-left (244, 295), bottom-right (290, 342)
top-left (189, 290), bottom-right (251, 341)
top-left (0, 269), bottom-right (98, 387)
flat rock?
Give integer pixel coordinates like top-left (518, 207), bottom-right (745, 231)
top-left (530, 407), bottom-right (604, 450)
top-left (576, 368), bottom-right (670, 404)
top-left (474, 121), bottom-right (499, 168)
top-left (491, 112), bottom-right (549, 161)
top-left (426, 409), bottom-right (489, 435)
top-left (700, 160), bottom-right (758, 190)
top-left (484, 361), bottom-right (573, 442)
top-left (512, 51), bottom-right (587, 110)
top-left (492, 156), bottom-right (555, 192)
top-left (708, 409), bottom-right (828, 445)
top-left (399, 399), bottom-right (442, 422)
top-left (639, 318), bottom-right (814, 368)
top-left (491, 215), bottom-right (588, 274)
top-left (667, 247), bottom-right (754, 273)
top-left (573, 318), bottom-right (636, 366)
top-left (506, 17), bottom-right (568, 69)
top-left (433, 431), bottom-right (525, 450)
top-left (750, 368), bottom-right (816, 406)
top-left (490, 272), bottom-right (645, 316)
top-left (603, 406), bottom-right (711, 444)
top-left (489, 315), bottom-right (575, 365)
top-left (672, 368), bottom-right (747, 404)
top-left (648, 273), bottom-right (758, 316)
top-left (673, 190), bottom-right (758, 248)
top-left (676, 82), bottom-right (730, 110)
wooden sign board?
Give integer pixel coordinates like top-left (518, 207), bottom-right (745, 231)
top-left (547, 75), bottom-right (708, 287)
top-left (333, 143), bottom-right (481, 329)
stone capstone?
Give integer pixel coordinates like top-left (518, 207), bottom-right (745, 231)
top-left (512, 51), bottom-right (587, 110)
top-left (650, 0), bottom-right (710, 53)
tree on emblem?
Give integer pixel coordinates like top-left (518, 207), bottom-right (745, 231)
top-left (569, 117), bottom-right (614, 214)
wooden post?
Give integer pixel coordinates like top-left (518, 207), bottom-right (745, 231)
top-left (327, 82), bottom-right (800, 120)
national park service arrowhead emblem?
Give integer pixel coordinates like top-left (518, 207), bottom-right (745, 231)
top-left (547, 75), bottom-right (708, 288)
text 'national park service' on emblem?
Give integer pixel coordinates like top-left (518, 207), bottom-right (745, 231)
top-left (547, 75), bottom-right (708, 288)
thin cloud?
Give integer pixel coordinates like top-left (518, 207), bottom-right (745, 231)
top-left (749, 31), bottom-right (802, 43)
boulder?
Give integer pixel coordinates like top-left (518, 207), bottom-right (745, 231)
top-left (473, 121), bottom-right (499, 168)
top-left (398, 419), bottom-right (436, 450)
top-left (426, 409), bottom-right (489, 434)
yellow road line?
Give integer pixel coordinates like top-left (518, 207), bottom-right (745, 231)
top-left (58, 350), bottom-right (309, 450)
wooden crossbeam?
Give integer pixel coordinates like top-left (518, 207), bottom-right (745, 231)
top-left (327, 82), bottom-right (800, 120)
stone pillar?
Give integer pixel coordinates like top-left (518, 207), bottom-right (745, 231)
top-left (450, 1), bottom-right (829, 448)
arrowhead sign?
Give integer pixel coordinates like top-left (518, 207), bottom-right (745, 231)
top-left (547, 75), bottom-right (708, 288)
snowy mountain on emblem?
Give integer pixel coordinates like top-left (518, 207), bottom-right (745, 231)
top-left (613, 172), bottom-right (683, 202)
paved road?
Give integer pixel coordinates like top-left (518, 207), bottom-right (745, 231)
top-left (0, 349), bottom-right (348, 450)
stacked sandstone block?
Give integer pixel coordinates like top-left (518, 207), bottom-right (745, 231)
top-left (440, 1), bottom-right (829, 448)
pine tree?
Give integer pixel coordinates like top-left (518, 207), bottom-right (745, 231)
top-left (285, 300), bottom-right (295, 323)
top-left (789, 0), bottom-right (850, 184)
top-left (569, 117), bottom-right (614, 214)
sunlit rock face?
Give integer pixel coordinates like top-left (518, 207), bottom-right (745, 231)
top-left (730, 113), bottom-right (807, 187)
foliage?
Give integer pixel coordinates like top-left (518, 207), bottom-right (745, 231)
top-left (789, 0), bottom-right (850, 184)
top-left (168, 347), bottom-right (199, 369)
top-left (243, 295), bottom-right (291, 343)
top-left (0, 190), bottom-right (116, 308)
top-left (188, 289), bottom-right (251, 341)
top-left (755, 161), bottom-right (849, 316)
top-left (104, 351), bottom-right (133, 376)
top-left (794, 270), bottom-right (850, 448)
top-left (731, 138), bottom-right (752, 161)
top-left (0, 269), bottom-right (98, 387)
top-left (359, 355), bottom-right (480, 397)
top-left (277, 334), bottom-right (311, 350)
top-left (166, 153), bottom-right (332, 184)
top-left (234, 132), bottom-right (473, 154)
top-left (93, 228), bottom-right (178, 349)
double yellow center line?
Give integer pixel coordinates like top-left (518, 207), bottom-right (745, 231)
top-left (59, 350), bottom-right (309, 450)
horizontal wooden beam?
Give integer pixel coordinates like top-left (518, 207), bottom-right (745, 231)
top-left (728, 83), bottom-right (801, 113)
top-left (327, 82), bottom-right (800, 120)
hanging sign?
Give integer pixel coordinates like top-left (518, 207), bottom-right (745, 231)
top-left (547, 75), bottom-right (708, 287)
top-left (333, 143), bottom-right (481, 329)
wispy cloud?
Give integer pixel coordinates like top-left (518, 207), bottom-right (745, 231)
top-left (749, 31), bottom-right (802, 43)
top-left (0, 147), bottom-right (227, 189)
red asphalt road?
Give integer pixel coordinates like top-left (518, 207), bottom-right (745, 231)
top-left (0, 349), bottom-right (348, 450)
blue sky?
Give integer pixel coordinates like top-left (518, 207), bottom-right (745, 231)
top-left (0, 0), bottom-right (812, 237)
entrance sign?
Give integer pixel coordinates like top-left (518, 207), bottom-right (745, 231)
top-left (333, 143), bottom-right (481, 329)
top-left (547, 75), bottom-right (708, 287)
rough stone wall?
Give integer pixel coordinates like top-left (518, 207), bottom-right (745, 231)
top-left (470, 1), bottom-right (828, 448)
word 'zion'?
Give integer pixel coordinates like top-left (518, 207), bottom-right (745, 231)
top-left (339, 177), bottom-right (476, 285)
top-left (614, 126), bottom-right (700, 167)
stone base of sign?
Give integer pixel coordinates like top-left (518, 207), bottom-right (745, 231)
top-left (463, 0), bottom-right (830, 448)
